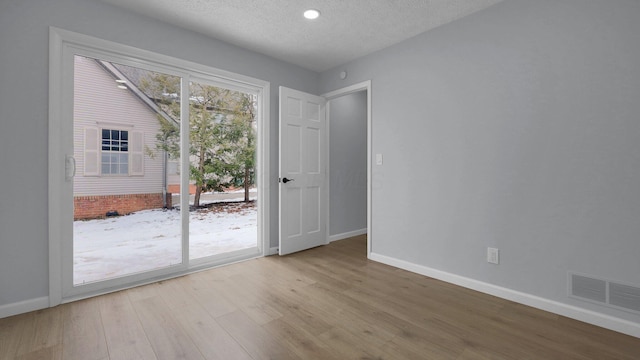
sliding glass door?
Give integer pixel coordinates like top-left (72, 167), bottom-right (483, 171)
top-left (49, 28), bottom-right (269, 302)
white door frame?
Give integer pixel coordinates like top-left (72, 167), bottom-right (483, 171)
top-left (322, 80), bottom-right (372, 257)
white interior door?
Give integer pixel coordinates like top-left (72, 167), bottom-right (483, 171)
top-left (279, 86), bottom-right (327, 255)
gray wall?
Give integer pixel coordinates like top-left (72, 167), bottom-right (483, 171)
top-left (329, 92), bottom-right (367, 237)
top-left (320, 0), bottom-right (640, 324)
top-left (0, 0), bottom-right (317, 308)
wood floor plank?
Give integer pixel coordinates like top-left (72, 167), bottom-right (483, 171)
top-left (235, 256), bottom-right (317, 291)
top-left (0, 313), bottom-right (34, 360)
top-left (317, 326), bottom-right (397, 360)
top-left (240, 301), bottom-right (283, 326)
top-left (310, 281), bottom-right (467, 358)
top-left (300, 282), bottom-right (399, 345)
top-left (277, 255), bottom-right (353, 291)
top-left (0, 314), bottom-right (31, 360)
top-left (216, 310), bottom-right (298, 360)
top-left (555, 315), bottom-right (640, 359)
top-left (131, 296), bottom-right (204, 360)
top-left (13, 307), bottom-right (62, 358)
top-left (455, 347), bottom-right (511, 360)
top-left (124, 282), bottom-right (161, 303)
top-left (14, 345), bottom-right (63, 360)
top-left (178, 273), bottom-right (238, 318)
top-left (61, 298), bottom-right (109, 360)
top-left (107, 345), bottom-right (156, 360)
top-left (342, 284), bottom-right (439, 330)
top-left (278, 299), bottom-right (336, 337)
top-left (155, 278), bottom-right (199, 311)
top-left (236, 275), bottom-right (336, 336)
top-left (262, 317), bottom-right (342, 360)
top-left (171, 303), bottom-right (253, 360)
top-left (98, 291), bottom-right (156, 360)
top-left (382, 336), bottom-right (460, 360)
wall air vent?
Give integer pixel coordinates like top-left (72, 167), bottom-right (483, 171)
top-left (569, 272), bottom-right (640, 314)
top-left (609, 282), bottom-right (640, 313)
top-left (571, 274), bottom-right (606, 303)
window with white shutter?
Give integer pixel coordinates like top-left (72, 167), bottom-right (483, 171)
top-left (91, 128), bottom-right (143, 176)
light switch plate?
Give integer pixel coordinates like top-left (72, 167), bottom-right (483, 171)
top-left (487, 247), bottom-right (499, 264)
top-left (376, 153), bottom-right (383, 165)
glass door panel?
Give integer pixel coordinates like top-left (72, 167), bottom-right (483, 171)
top-left (187, 80), bottom-right (258, 260)
top-left (72, 55), bottom-right (182, 285)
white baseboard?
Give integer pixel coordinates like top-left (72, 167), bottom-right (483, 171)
top-left (267, 246), bottom-right (279, 256)
top-left (0, 296), bottom-right (49, 319)
top-left (369, 252), bottom-right (640, 339)
top-left (329, 228), bottom-right (367, 242)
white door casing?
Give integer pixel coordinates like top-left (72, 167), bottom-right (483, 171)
top-left (279, 86), bottom-right (327, 255)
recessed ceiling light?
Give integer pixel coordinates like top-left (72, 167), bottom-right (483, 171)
top-left (303, 9), bottom-right (320, 20)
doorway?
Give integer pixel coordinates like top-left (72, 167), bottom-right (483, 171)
top-left (277, 82), bottom-right (371, 256)
top-left (324, 81), bottom-right (372, 256)
top-left (49, 28), bottom-right (270, 304)
top-left (327, 91), bottom-right (367, 241)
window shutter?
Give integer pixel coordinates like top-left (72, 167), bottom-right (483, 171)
top-left (84, 127), bottom-right (99, 176)
top-left (130, 130), bottom-right (144, 176)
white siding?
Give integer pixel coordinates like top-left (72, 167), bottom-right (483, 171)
top-left (73, 56), bottom-right (165, 196)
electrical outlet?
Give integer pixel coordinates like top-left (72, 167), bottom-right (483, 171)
top-left (487, 247), bottom-right (499, 265)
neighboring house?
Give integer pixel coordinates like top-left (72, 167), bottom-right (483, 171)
top-left (73, 55), bottom-right (176, 219)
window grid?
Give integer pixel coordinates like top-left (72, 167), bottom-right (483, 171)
top-left (101, 129), bottom-right (129, 175)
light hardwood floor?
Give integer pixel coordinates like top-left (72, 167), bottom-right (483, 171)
top-left (1, 235), bottom-right (639, 359)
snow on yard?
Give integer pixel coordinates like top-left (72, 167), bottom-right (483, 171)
top-left (73, 200), bottom-right (257, 285)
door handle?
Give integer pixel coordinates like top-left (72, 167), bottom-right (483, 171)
top-left (282, 177), bottom-right (294, 184)
top-left (65, 155), bottom-right (76, 181)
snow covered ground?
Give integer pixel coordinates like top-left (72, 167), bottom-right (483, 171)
top-left (74, 197), bottom-right (257, 285)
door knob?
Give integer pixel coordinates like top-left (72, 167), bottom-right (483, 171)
top-left (282, 177), bottom-right (294, 184)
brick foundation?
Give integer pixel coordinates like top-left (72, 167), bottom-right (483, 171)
top-left (74, 193), bottom-right (172, 220)
top-left (167, 184), bottom-right (197, 195)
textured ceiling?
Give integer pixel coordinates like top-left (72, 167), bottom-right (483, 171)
top-left (100, 0), bottom-right (504, 72)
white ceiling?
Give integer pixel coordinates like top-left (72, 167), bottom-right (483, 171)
top-left (100, 0), bottom-right (504, 72)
